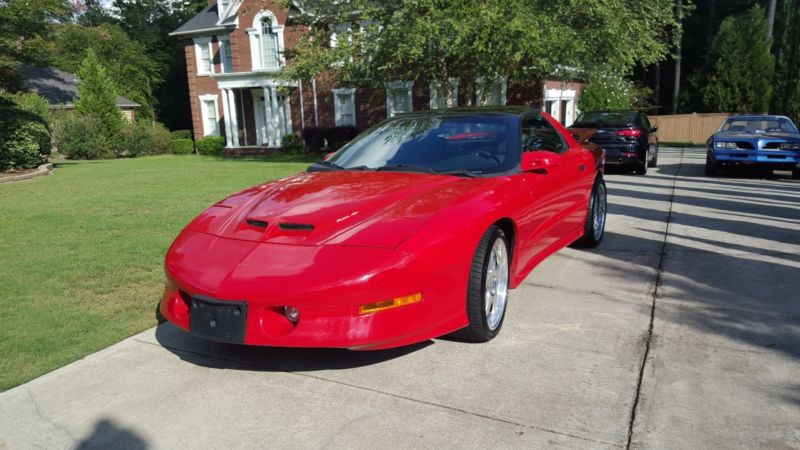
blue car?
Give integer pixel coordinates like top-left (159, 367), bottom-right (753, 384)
top-left (706, 115), bottom-right (800, 179)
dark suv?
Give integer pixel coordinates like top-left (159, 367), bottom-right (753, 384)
top-left (571, 110), bottom-right (659, 175)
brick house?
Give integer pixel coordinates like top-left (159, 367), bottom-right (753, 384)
top-left (170, 0), bottom-right (583, 152)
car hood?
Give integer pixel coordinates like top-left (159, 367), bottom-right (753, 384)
top-left (185, 170), bottom-right (490, 249)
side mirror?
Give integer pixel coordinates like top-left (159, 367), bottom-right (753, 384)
top-left (521, 151), bottom-right (560, 172)
top-left (651, 126), bottom-right (658, 133)
top-left (324, 152), bottom-right (336, 161)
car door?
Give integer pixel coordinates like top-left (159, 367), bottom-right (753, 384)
top-left (514, 113), bottom-right (584, 268)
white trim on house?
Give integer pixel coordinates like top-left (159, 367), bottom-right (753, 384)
top-left (194, 37), bottom-right (214, 76)
top-left (199, 94), bottom-right (220, 136)
top-left (430, 78), bottom-right (458, 109)
top-left (218, 35), bottom-right (233, 73)
top-left (213, 72), bottom-right (297, 89)
top-left (248, 10), bottom-right (285, 71)
top-left (333, 87), bottom-right (356, 127)
top-left (476, 76), bottom-right (507, 106)
top-left (385, 81), bottom-right (413, 117)
top-left (543, 87), bottom-right (577, 126)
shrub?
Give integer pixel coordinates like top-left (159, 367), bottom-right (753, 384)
top-left (53, 114), bottom-right (113, 160)
top-left (171, 129), bottom-right (193, 140)
top-left (281, 133), bottom-right (302, 154)
top-left (170, 138), bottom-right (194, 155)
top-left (196, 136), bottom-right (226, 156)
top-left (0, 92), bottom-right (52, 170)
top-left (14, 92), bottom-right (52, 125)
top-left (116, 122), bottom-right (172, 157)
top-left (301, 126), bottom-right (358, 151)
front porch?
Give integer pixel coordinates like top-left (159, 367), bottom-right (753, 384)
top-left (216, 73), bottom-right (296, 150)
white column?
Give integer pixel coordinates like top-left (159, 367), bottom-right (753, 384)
top-left (220, 88), bottom-right (233, 146)
top-left (262, 88), bottom-right (273, 147)
top-left (226, 89), bottom-right (240, 147)
top-left (270, 86), bottom-right (280, 147)
top-left (283, 93), bottom-right (292, 135)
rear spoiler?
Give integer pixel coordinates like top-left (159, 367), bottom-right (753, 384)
top-left (567, 128), bottom-right (597, 144)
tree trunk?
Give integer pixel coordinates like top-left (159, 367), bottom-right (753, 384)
top-left (671, 0), bottom-right (683, 115)
top-left (767, 0), bottom-right (777, 40)
top-left (704, 0), bottom-right (716, 53)
top-left (654, 63), bottom-right (661, 114)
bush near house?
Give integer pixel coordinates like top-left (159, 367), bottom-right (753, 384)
top-left (301, 126), bottom-right (358, 152)
top-left (170, 138), bottom-right (194, 155)
top-left (281, 133), bottom-right (302, 154)
top-left (53, 115), bottom-right (114, 160)
top-left (196, 136), bottom-right (226, 156)
top-left (0, 92), bottom-right (52, 171)
top-left (116, 122), bottom-right (172, 157)
top-left (170, 129), bottom-right (193, 140)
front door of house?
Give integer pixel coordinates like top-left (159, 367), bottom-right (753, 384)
top-left (251, 90), bottom-right (267, 146)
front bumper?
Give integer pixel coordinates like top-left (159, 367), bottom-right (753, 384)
top-left (160, 231), bottom-right (468, 350)
top-left (711, 149), bottom-right (800, 169)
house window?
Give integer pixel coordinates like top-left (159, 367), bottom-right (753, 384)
top-left (430, 79), bottom-right (458, 109)
top-left (333, 88), bottom-right (356, 127)
top-left (219, 0), bottom-right (230, 17)
top-left (386, 81), bottom-right (413, 117)
top-left (218, 37), bottom-right (233, 73)
top-left (249, 12), bottom-right (283, 71)
top-left (199, 95), bottom-right (220, 136)
top-left (477, 77), bottom-right (507, 106)
top-left (194, 38), bottom-right (213, 75)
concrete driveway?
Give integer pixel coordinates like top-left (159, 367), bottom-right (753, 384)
top-left (1, 148), bottom-right (798, 449)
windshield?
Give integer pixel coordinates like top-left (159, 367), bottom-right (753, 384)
top-left (573, 111), bottom-right (638, 127)
top-left (320, 115), bottom-right (520, 175)
top-left (720, 117), bottom-right (799, 134)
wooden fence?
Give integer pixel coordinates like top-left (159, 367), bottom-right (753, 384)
top-left (649, 113), bottom-right (730, 145)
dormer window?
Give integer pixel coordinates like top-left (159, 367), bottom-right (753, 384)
top-left (249, 11), bottom-right (284, 71)
top-left (218, 0), bottom-right (230, 17)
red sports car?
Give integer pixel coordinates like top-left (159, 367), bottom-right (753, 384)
top-left (161, 108), bottom-right (606, 350)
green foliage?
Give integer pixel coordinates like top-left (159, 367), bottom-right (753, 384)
top-left (0, 92), bottom-right (52, 170)
top-left (170, 139), bottom-right (194, 155)
top-left (196, 136), bottom-right (226, 156)
top-left (0, 0), bottom-right (71, 90)
top-left (772, 0), bottom-right (800, 122)
top-left (702, 6), bottom-right (774, 113)
top-left (75, 49), bottom-right (125, 139)
top-left (52, 24), bottom-right (159, 121)
top-left (13, 92), bottom-right (52, 125)
top-left (116, 122), bottom-right (172, 157)
top-left (281, 0), bottom-right (680, 90)
top-left (53, 114), bottom-right (113, 160)
top-left (281, 133), bottom-right (303, 154)
top-left (170, 129), bottom-right (193, 140)
top-left (578, 72), bottom-right (653, 112)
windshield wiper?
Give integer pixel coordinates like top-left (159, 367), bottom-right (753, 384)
top-left (376, 164), bottom-right (436, 174)
top-left (434, 169), bottom-right (478, 178)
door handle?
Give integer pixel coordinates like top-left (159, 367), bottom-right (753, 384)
top-left (578, 164), bottom-right (585, 171)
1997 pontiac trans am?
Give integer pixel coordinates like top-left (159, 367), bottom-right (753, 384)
top-left (161, 108), bottom-right (607, 350)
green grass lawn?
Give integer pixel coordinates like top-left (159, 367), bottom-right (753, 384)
top-left (0, 154), bottom-right (314, 391)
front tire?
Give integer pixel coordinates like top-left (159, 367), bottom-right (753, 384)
top-left (705, 153), bottom-right (719, 176)
top-left (792, 168), bottom-right (800, 180)
top-left (452, 226), bottom-right (510, 342)
top-left (573, 177), bottom-right (607, 248)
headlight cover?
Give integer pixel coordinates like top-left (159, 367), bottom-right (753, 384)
top-left (714, 141), bottom-right (738, 149)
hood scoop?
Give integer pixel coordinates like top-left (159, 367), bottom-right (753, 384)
top-left (246, 219), bottom-right (269, 228)
top-left (279, 223), bottom-right (315, 231)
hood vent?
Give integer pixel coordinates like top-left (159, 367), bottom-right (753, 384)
top-left (246, 219), bottom-right (269, 228)
top-left (279, 223), bottom-right (314, 231)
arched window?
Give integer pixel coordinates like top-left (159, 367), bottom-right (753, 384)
top-left (250, 11), bottom-right (283, 70)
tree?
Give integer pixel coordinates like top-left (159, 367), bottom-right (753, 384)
top-left (279, 0), bottom-right (680, 96)
top-left (0, 0), bottom-right (71, 91)
top-left (702, 5), bottom-right (774, 113)
top-left (578, 72), bottom-right (653, 112)
top-left (51, 24), bottom-right (160, 121)
top-left (74, 49), bottom-right (124, 138)
top-left (771, 0), bottom-right (800, 122)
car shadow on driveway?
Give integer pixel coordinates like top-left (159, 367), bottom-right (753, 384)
top-left (153, 322), bottom-right (432, 373)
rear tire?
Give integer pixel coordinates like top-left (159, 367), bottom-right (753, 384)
top-left (647, 144), bottom-right (658, 168)
top-left (451, 226), bottom-right (510, 342)
top-left (573, 177), bottom-right (607, 248)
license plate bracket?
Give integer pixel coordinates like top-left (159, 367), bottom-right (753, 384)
top-left (189, 296), bottom-right (247, 344)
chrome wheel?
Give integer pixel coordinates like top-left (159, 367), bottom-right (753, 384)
top-left (592, 181), bottom-right (607, 241)
top-left (484, 237), bottom-right (509, 331)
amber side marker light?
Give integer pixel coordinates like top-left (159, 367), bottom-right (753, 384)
top-left (359, 293), bottom-right (423, 315)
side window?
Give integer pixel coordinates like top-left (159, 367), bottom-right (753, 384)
top-left (521, 115), bottom-right (566, 153)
